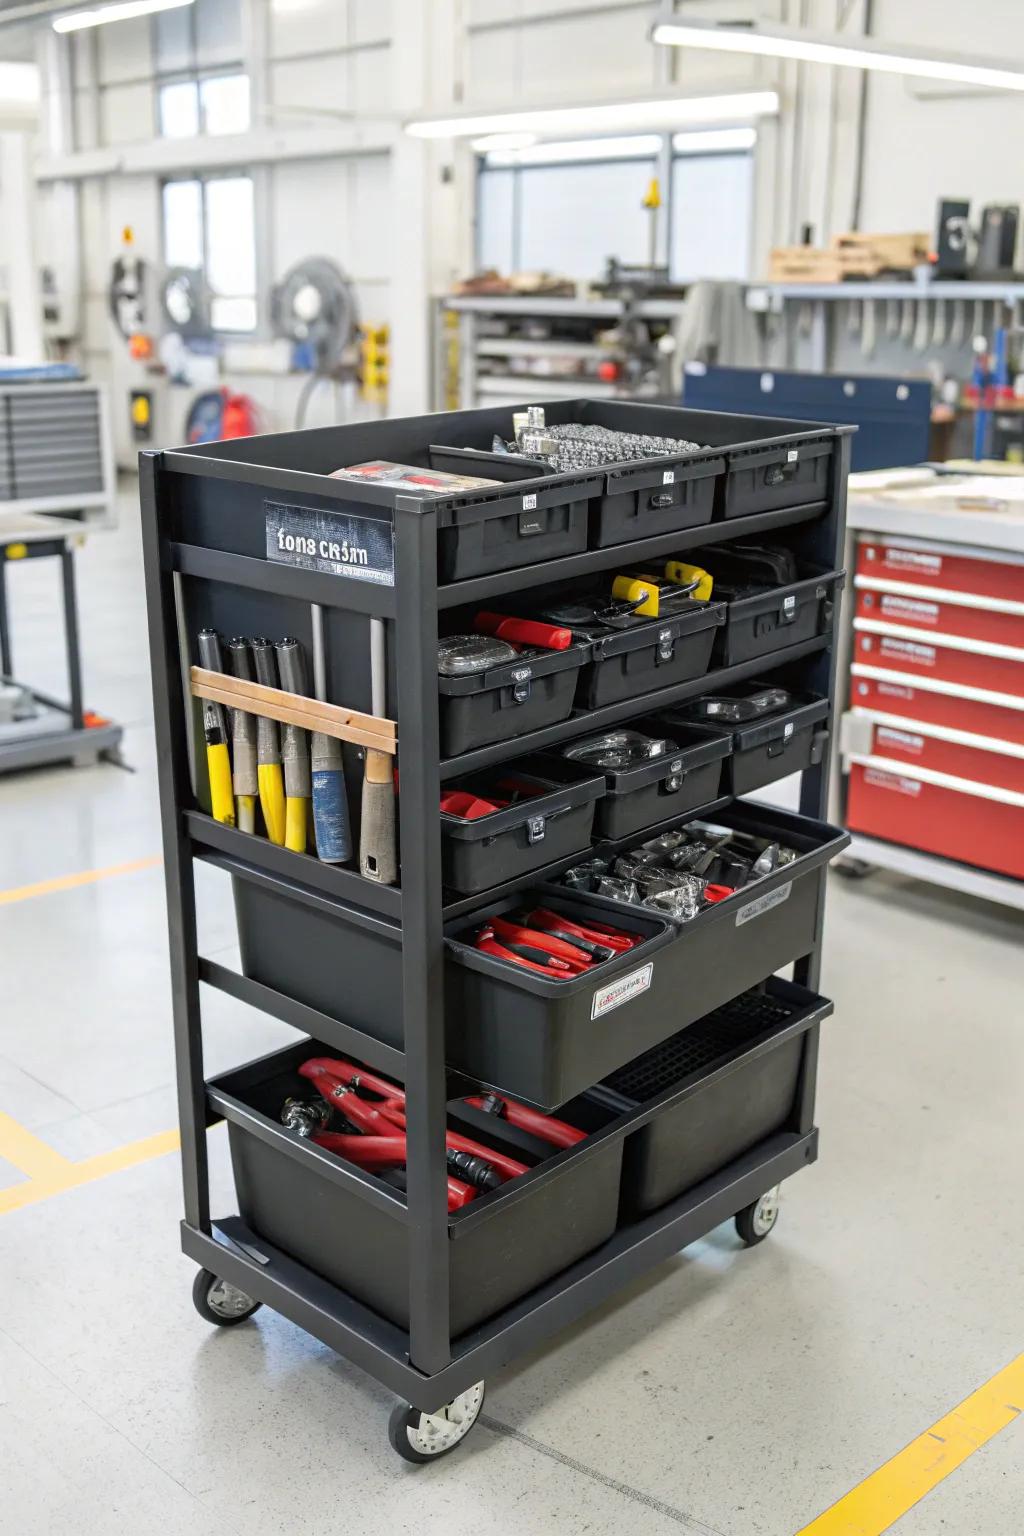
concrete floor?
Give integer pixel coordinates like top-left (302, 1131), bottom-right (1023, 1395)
top-left (0, 489), bottom-right (1022, 1535)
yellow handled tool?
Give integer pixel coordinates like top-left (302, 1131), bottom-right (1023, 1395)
top-left (663, 561), bottom-right (714, 602)
top-left (251, 638), bottom-right (287, 846)
top-left (611, 562), bottom-right (713, 616)
top-left (225, 638), bottom-right (258, 834)
top-left (275, 639), bottom-right (312, 855)
top-left (196, 630), bottom-right (235, 827)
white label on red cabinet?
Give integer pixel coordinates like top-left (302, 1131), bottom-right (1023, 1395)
top-left (880, 636), bottom-right (937, 666)
top-left (865, 768), bottom-right (922, 795)
top-left (877, 682), bottom-right (916, 700)
top-left (735, 882), bottom-right (792, 927)
top-left (591, 963), bottom-right (653, 1019)
top-left (884, 548), bottom-right (943, 574)
top-left (880, 594), bottom-right (940, 624)
top-left (877, 727), bottom-right (925, 754)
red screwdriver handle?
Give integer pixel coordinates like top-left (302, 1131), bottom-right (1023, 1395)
top-left (474, 611), bottom-right (572, 651)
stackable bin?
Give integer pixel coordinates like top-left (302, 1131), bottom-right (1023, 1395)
top-left (437, 484), bottom-right (592, 583)
top-left (712, 569), bottom-right (843, 667)
top-left (576, 601), bottom-right (725, 709)
top-left (593, 980), bottom-right (831, 1220)
top-left (570, 725), bottom-right (731, 842)
top-left (440, 762), bottom-right (605, 894)
top-left (592, 456), bottom-right (722, 547)
top-left (438, 641), bottom-right (589, 757)
top-left (722, 436), bottom-right (834, 518)
top-left (662, 692), bottom-right (830, 796)
top-left (208, 1039), bottom-right (624, 1336)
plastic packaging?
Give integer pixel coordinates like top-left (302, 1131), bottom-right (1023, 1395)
top-left (438, 634), bottom-right (520, 677)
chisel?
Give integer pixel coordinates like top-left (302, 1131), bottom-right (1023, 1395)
top-left (225, 638), bottom-right (258, 834)
top-left (250, 638), bottom-right (287, 846)
top-left (196, 629), bottom-right (235, 827)
top-left (359, 616), bottom-right (397, 884)
top-left (309, 603), bottom-right (352, 863)
top-left (274, 639), bottom-right (313, 855)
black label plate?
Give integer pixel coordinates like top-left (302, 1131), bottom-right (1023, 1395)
top-left (265, 501), bottom-right (395, 586)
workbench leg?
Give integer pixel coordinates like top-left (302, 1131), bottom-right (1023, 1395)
top-left (0, 560), bottom-right (11, 678)
top-left (60, 546), bottom-right (84, 729)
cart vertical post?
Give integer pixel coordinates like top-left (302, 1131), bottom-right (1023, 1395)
top-left (393, 497), bottom-right (452, 1376)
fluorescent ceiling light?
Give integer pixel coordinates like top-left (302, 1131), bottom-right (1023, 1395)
top-left (470, 133), bottom-right (538, 152)
top-left (0, 63), bottom-right (40, 103)
top-left (54, 0), bottom-right (194, 33)
top-left (405, 89), bottom-right (779, 139)
top-left (652, 19), bottom-right (1024, 93)
top-left (484, 133), bottom-right (663, 167)
top-left (672, 126), bottom-right (756, 153)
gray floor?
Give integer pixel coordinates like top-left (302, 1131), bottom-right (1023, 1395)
top-left (1, 490), bottom-right (1022, 1535)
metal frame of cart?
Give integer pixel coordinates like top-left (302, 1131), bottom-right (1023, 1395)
top-left (139, 411), bottom-right (851, 1450)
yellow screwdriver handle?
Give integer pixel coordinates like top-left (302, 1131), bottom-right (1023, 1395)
top-left (611, 573), bottom-right (660, 617)
top-left (206, 742), bottom-right (236, 827)
top-left (663, 561), bottom-right (714, 602)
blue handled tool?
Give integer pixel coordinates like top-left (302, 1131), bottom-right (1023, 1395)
top-left (310, 604), bottom-right (352, 863)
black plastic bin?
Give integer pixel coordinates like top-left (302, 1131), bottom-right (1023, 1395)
top-left (440, 761), bottom-right (604, 895)
top-left (709, 568), bottom-right (844, 667)
top-left (207, 1038), bottom-right (624, 1336)
top-left (576, 601), bottom-right (725, 710)
top-left (556, 723), bottom-right (731, 842)
top-left (592, 456), bottom-right (723, 548)
top-left (592, 979), bottom-right (832, 1220)
top-left (661, 689), bottom-right (831, 796)
top-left (722, 436), bottom-right (834, 518)
top-left (438, 640), bottom-right (589, 758)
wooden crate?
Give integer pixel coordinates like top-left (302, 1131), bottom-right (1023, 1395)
top-left (768, 247), bottom-right (855, 283)
top-left (832, 231), bottom-right (930, 271)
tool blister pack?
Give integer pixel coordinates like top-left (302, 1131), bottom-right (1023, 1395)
top-left (144, 396), bottom-right (852, 1448)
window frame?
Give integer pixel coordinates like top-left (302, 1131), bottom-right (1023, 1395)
top-left (160, 170), bottom-right (260, 337)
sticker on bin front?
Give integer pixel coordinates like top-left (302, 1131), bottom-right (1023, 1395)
top-left (662, 469), bottom-right (675, 485)
top-left (265, 502), bottom-right (394, 586)
top-left (591, 962), bottom-right (653, 1019)
top-left (735, 882), bottom-right (792, 927)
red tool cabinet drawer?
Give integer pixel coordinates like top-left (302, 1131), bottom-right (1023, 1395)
top-left (847, 764), bottom-right (1024, 880)
top-left (849, 675), bottom-right (1024, 748)
top-left (860, 721), bottom-right (1024, 794)
top-left (854, 630), bottom-right (1024, 700)
top-left (854, 588), bottom-right (1024, 649)
top-left (856, 536), bottom-right (1024, 603)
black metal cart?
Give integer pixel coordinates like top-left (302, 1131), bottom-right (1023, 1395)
top-left (141, 399), bottom-right (851, 1464)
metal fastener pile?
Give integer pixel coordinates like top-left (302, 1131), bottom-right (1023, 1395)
top-left (493, 406), bottom-right (706, 472)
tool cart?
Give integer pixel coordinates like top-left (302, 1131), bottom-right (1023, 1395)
top-left (141, 398), bottom-right (851, 1464)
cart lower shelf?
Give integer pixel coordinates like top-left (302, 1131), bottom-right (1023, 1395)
top-left (182, 1126), bottom-right (817, 1412)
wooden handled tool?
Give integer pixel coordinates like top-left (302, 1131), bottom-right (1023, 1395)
top-left (359, 617), bottom-right (397, 884)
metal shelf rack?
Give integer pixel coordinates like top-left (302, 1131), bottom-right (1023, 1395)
top-left (140, 406), bottom-right (850, 1456)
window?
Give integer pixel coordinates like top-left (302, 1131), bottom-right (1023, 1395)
top-left (669, 154), bottom-right (753, 283)
top-left (162, 175), bottom-right (257, 333)
top-left (158, 72), bottom-right (250, 138)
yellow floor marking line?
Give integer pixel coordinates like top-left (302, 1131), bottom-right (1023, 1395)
top-left (796, 1353), bottom-right (1024, 1535)
top-left (0, 854), bottom-right (162, 907)
top-left (0, 1114), bottom-right (179, 1216)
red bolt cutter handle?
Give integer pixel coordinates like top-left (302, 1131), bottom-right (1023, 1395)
top-left (489, 917), bottom-right (593, 970)
top-left (313, 1133), bottom-right (477, 1210)
top-left (475, 931), bottom-right (576, 976)
top-left (463, 1095), bottom-right (585, 1149)
top-left (520, 907), bottom-right (638, 953)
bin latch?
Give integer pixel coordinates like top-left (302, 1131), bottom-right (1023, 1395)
top-left (509, 665), bottom-right (533, 704)
top-left (656, 626), bottom-right (675, 663)
top-left (525, 814), bottom-right (546, 844)
top-left (649, 491), bottom-right (675, 509)
top-left (662, 756), bottom-right (686, 793)
top-left (779, 593), bottom-right (797, 625)
top-left (765, 457), bottom-right (798, 487)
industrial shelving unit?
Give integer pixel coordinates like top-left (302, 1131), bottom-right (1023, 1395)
top-left (141, 401), bottom-right (851, 1463)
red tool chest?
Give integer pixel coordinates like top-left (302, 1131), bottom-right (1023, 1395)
top-left (855, 536), bottom-right (1024, 603)
top-left (851, 718), bottom-right (1024, 795)
top-left (846, 763), bottom-right (1024, 881)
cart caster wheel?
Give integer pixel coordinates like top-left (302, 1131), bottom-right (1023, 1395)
top-left (192, 1268), bottom-right (262, 1326)
top-left (388, 1381), bottom-right (485, 1464)
top-left (735, 1186), bottom-right (781, 1247)
top-left (835, 858), bottom-right (873, 880)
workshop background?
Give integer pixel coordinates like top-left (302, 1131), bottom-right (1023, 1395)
top-left (1, 2), bottom-right (1022, 1535)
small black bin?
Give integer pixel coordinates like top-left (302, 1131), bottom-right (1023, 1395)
top-left (438, 640), bottom-right (589, 759)
top-left (592, 457), bottom-right (722, 548)
top-left (437, 485), bottom-right (592, 583)
top-left (208, 1039), bottom-right (624, 1337)
top-left (593, 979), bottom-right (832, 1220)
top-left (576, 600), bottom-right (725, 710)
top-left (661, 688), bottom-right (830, 796)
top-left (710, 568), bottom-right (844, 667)
top-left (723, 436), bottom-right (834, 518)
top-left (555, 723), bottom-right (731, 842)
top-left (441, 760), bottom-right (604, 895)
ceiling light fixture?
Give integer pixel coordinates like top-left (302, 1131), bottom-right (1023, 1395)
top-left (53, 0), bottom-right (194, 34)
top-left (405, 89), bottom-right (779, 139)
top-left (482, 133), bottom-right (663, 167)
top-left (651, 18), bottom-right (1024, 93)
top-left (672, 126), bottom-right (757, 153)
